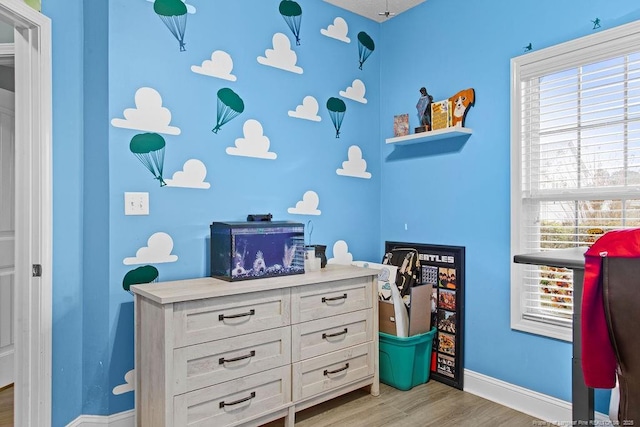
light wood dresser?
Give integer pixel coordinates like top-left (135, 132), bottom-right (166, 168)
top-left (131, 264), bottom-right (380, 427)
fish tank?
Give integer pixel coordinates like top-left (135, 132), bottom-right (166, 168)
top-left (210, 221), bottom-right (305, 281)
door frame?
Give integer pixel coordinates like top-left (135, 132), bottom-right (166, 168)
top-left (0, 1), bottom-right (52, 426)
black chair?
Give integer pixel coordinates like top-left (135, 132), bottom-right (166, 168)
top-left (602, 257), bottom-right (640, 424)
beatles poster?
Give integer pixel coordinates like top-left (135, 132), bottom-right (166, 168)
top-left (385, 241), bottom-right (465, 390)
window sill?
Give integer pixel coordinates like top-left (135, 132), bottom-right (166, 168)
top-left (511, 316), bottom-right (572, 342)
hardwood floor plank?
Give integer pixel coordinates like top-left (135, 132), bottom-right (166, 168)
top-left (262, 381), bottom-right (541, 427)
top-left (0, 384), bottom-right (13, 427)
top-left (1, 378), bottom-right (541, 427)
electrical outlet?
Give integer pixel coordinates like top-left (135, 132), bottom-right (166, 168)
top-left (124, 192), bottom-right (149, 215)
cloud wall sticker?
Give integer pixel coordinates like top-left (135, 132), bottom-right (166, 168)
top-left (288, 96), bottom-right (322, 122)
top-left (123, 232), bottom-right (179, 265)
top-left (165, 159), bottom-right (211, 188)
top-left (339, 79), bottom-right (368, 104)
top-left (191, 50), bottom-right (237, 81)
top-left (288, 190), bottom-right (321, 215)
top-left (113, 369), bottom-right (135, 395)
top-left (226, 119), bottom-right (277, 159)
top-left (112, 87), bottom-right (181, 135)
top-left (320, 17), bottom-right (350, 43)
top-left (327, 240), bottom-right (353, 265)
top-left (336, 145), bottom-right (372, 179)
top-left (257, 32), bottom-right (303, 74)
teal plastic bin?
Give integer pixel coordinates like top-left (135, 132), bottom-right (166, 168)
top-left (378, 327), bottom-right (436, 391)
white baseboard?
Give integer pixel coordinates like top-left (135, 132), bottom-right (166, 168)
top-left (66, 371), bottom-right (611, 426)
top-left (66, 409), bottom-right (133, 427)
top-left (464, 369), bottom-right (610, 425)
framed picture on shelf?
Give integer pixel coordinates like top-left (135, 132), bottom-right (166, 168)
top-left (431, 99), bottom-right (452, 130)
top-left (393, 114), bottom-right (410, 137)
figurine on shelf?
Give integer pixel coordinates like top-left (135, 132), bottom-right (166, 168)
top-left (416, 87), bottom-right (433, 132)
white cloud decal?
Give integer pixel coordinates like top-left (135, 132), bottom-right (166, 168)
top-left (257, 33), bottom-right (303, 74)
top-left (113, 369), bottom-right (134, 395)
top-left (320, 17), bottom-right (350, 43)
top-left (123, 232), bottom-right (179, 265)
top-left (147, 0), bottom-right (196, 14)
top-left (226, 119), bottom-right (277, 160)
top-left (111, 87), bottom-right (181, 135)
top-left (288, 190), bottom-right (321, 215)
top-left (328, 240), bottom-right (353, 265)
top-left (288, 96), bottom-right (321, 122)
top-left (165, 159), bottom-right (211, 189)
top-left (336, 145), bottom-right (372, 179)
top-left (339, 79), bottom-right (368, 104)
top-left (191, 50), bottom-right (237, 81)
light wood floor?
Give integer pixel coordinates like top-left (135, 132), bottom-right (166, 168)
top-left (0, 385), bottom-right (13, 427)
top-left (0, 381), bottom-right (542, 427)
top-left (264, 381), bottom-right (542, 427)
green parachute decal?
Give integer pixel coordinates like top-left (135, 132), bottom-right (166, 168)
top-left (357, 31), bottom-right (375, 70)
top-left (130, 133), bottom-right (167, 186)
top-left (326, 97), bottom-right (346, 138)
top-left (122, 265), bottom-right (159, 293)
top-left (154, 0), bottom-right (188, 52)
top-left (212, 88), bottom-right (245, 134)
top-left (279, 0), bottom-right (302, 46)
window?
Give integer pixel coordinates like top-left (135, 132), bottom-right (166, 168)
top-left (511, 21), bottom-right (640, 341)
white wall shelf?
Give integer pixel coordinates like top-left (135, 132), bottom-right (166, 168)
top-left (386, 127), bottom-right (472, 145)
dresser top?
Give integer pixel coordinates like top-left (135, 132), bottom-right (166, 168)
top-left (131, 264), bottom-right (379, 304)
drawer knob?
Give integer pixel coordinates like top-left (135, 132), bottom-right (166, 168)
top-left (322, 293), bottom-right (347, 303)
top-left (219, 350), bottom-right (256, 365)
top-left (218, 309), bottom-right (255, 321)
top-left (324, 363), bottom-right (349, 376)
top-left (219, 391), bottom-right (256, 409)
top-left (322, 328), bottom-right (348, 340)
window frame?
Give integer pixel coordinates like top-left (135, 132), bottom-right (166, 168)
top-left (510, 20), bottom-right (640, 341)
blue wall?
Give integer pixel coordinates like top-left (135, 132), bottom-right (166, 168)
top-left (46, 0), bottom-right (381, 425)
top-left (82, 0), bottom-right (112, 415)
top-left (41, 0), bottom-right (640, 424)
top-left (379, 0), bottom-right (640, 416)
top-left (44, 0), bottom-right (84, 424)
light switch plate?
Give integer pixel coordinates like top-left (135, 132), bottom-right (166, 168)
top-left (124, 192), bottom-right (149, 215)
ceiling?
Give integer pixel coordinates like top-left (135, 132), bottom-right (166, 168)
top-left (323, 0), bottom-right (427, 23)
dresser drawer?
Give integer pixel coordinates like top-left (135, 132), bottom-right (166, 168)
top-left (173, 288), bottom-right (290, 347)
top-left (291, 277), bottom-right (372, 324)
top-left (291, 310), bottom-right (372, 362)
top-left (292, 342), bottom-right (374, 401)
top-left (173, 327), bottom-right (292, 394)
top-left (173, 365), bottom-right (291, 427)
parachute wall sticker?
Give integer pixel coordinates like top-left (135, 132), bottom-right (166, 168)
top-left (357, 31), bottom-right (375, 70)
top-left (122, 265), bottom-right (159, 293)
top-left (130, 133), bottom-right (167, 186)
top-left (154, 0), bottom-right (188, 51)
top-left (326, 97), bottom-right (346, 138)
top-left (212, 88), bottom-right (245, 134)
top-left (279, 0), bottom-right (302, 46)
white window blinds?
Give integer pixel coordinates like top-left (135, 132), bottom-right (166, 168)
top-left (511, 21), bottom-right (640, 337)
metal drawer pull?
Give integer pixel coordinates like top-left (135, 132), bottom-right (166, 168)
top-left (219, 350), bottom-right (256, 365)
top-left (218, 309), bottom-right (255, 321)
top-left (322, 328), bottom-right (348, 339)
top-left (324, 363), bottom-right (349, 376)
top-left (322, 293), bottom-right (347, 303)
top-left (219, 391), bottom-right (256, 409)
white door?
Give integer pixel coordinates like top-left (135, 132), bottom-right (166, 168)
top-left (0, 87), bottom-right (15, 388)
